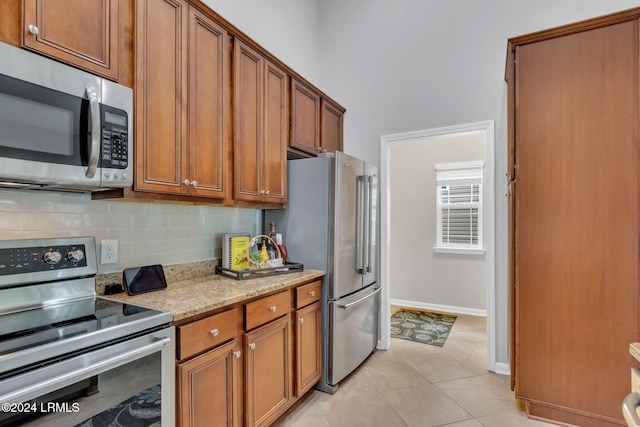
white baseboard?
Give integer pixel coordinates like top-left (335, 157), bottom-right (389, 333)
top-left (494, 362), bottom-right (510, 376)
top-left (390, 298), bottom-right (487, 317)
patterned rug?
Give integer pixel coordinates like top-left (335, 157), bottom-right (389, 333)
top-left (390, 309), bottom-right (457, 347)
top-left (73, 384), bottom-right (161, 427)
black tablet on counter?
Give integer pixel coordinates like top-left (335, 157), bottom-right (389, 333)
top-left (122, 264), bottom-right (167, 295)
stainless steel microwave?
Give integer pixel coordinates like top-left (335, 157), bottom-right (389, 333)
top-left (0, 42), bottom-right (132, 191)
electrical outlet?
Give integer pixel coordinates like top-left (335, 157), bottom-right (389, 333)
top-left (100, 239), bottom-right (118, 264)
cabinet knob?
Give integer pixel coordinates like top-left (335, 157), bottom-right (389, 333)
top-left (183, 179), bottom-right (191, 186)
top-left (264, 190), bottom-right (270, 196)
top-left (27, 25), bottom-right (39, 35)
top-left (210, 329), bottom-right (219, 337)
top-left (317, 146), bottom-right (322, 152)
top-left (309, 291), bottom-right (315, 297)
top-left (298, 317), bottom-right (304, 324)
top-left (191, 180), bottom-right (198, 188)
top-left (233, 351), bottom-right (241, 358)
top-left (248, 343), bottom-right (256, 350)
top-left (269, 306), bottom-right (277, 312)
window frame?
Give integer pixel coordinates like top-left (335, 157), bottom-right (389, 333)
top-left (434, 161), bottom-right (486, 255)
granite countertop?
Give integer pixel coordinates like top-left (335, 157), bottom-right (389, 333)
top-left (101, 268), bottom-right (324, 322)
top-left (631, 343), bottom-right (640, 362)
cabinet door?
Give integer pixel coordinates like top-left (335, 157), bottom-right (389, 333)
top-left (233, 40), bottom-right (264, 202)
top-left (515, 20), bottom-right (638, 424)
top-left (290, 78), bottom-right (320, 156)
top-left (245, 315), bottom-right (292, 427)
top-left (178, 339), bottom-right (241, 427)
top-left (23, 0), bottom-right (120, 80)
top-left (187, 8), bottom-right (229, 199)
top-left (295, 301), bottom-right (321, 397)
top-left (320, 99), bottom-right (344, 154)
top-left (134, 0), bottom-right (188, 195)
top-left (262, 60), bottom-right (288, 203)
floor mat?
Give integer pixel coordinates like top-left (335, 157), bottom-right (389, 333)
top-left (390, 309), bottom-right (456, 347)
top-left (73, 384), bottom-right (161, 427)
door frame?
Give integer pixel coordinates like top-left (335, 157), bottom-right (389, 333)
top-left (379, 120), bottom-right (500, 373)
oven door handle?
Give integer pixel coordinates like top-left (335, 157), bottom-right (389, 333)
top-left (0, 334), bottom-right (171, 404)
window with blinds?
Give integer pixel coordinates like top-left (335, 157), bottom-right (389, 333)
top-left (435, 161), bottom-right (484, 253)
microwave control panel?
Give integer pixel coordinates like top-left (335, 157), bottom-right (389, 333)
top-left (100, 105), bottom-right (129, 170)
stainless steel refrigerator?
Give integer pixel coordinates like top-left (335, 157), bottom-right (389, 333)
top-left (265, 151), bottom-right (380, 393)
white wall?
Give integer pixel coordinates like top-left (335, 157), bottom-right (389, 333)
top-left (390, 132), bottom-right (485, 311)
top-left (203, 0), bottom-right (321, 85)
top-left (0, 190), bottom-right (260, 273)
top-left (317, 0), bottom-right (640, 366)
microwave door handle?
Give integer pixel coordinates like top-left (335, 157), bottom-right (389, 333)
top-left (85, 86), bottom-right (100, 179)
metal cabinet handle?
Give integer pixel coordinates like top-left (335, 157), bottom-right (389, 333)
top-left (183, 179), bottom-right (191, 186)
top-left (191, 180), bottom-right (198, 187)
top-left (248, 343), bottom-right (255, 350)
top-left (317, 146), bottom-right (322, 152)
top-left (309, 291), bottom-right (315, 297)
top-left (233, 351), bottom-right (241, 359)
top-left (264, 190), bottom-right (270, 195)
top-left (210, 329), bottom-right (219, 337)
top-left (269, 306), bottom-right (277, 312)
top-left (27, 25), bottom-right (39, 35)
top-left (623, 392), bottom-right (640, 426)
top-left (298, 318), bottom-right (304, 324)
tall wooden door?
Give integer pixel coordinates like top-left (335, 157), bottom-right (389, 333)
top-left (514, 20), bottom-right (638, 425)
top-left (290, 78), bottom-right (320, 156)
top-left (295, 301), bottom-right (321, 396)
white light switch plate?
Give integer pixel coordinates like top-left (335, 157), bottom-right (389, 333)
top-left (100, 239), bottom-right (118, 264)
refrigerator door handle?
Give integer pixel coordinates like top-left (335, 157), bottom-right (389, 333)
top-left (337, 287), bottom-right (381, 310)
top-left (365, 175), bottom-right (373, 274)
top-left (356, 175), bottom-right (366, 274)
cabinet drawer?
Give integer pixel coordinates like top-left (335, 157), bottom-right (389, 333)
top-left (245, 290), bottom-right (291, 330)
top-left (295, 280), bottom-right (321, 309)
top-left (178, 308), bottom-right (239, 360)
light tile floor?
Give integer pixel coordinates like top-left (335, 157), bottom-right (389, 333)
top-left (274, 311), bottom-right (554, 427)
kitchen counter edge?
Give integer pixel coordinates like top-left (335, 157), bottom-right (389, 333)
top-left (101, 269), bottom-right (325, 322)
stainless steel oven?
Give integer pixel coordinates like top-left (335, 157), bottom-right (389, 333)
top-left (0, 237), bottom-right (175, 427)
top-left (0, 42), bottom-right (132, 191)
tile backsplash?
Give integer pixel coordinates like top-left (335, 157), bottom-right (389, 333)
top-left (0, 189), bottom-right (261, 273)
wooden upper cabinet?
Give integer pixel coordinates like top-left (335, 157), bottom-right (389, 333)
top-left (135, 0), bottom-right (188, 195)
top-left (233, 39), bottom-right (287, 204)
top-left (135, 0), bottom-right (228, 199)
top-left (187, 8), bottom-right (230, 199)
top-left (262, 60), bottom-right (288, 203)
top-left (290, 78), bottom-right (321, 155)
top-left (320, 98), bottom-right (345, 154)
top-left (23, 0), bottom-right (120, 80)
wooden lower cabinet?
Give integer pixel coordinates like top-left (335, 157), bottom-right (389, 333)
top-left (295, 301), bottom-right (321, 397)
top-left (244, 315), bottom-right (292, 427)
top-left (178, 339), bottom-right (242, 427)
top-left (176, 281), bottom-right (323, 427)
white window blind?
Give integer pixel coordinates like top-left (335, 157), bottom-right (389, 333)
top-left (435, 161), bottom-right (484, 254)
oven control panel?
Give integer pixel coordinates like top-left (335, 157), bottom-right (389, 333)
top-left (0, 244), bottom-right (88, 275)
